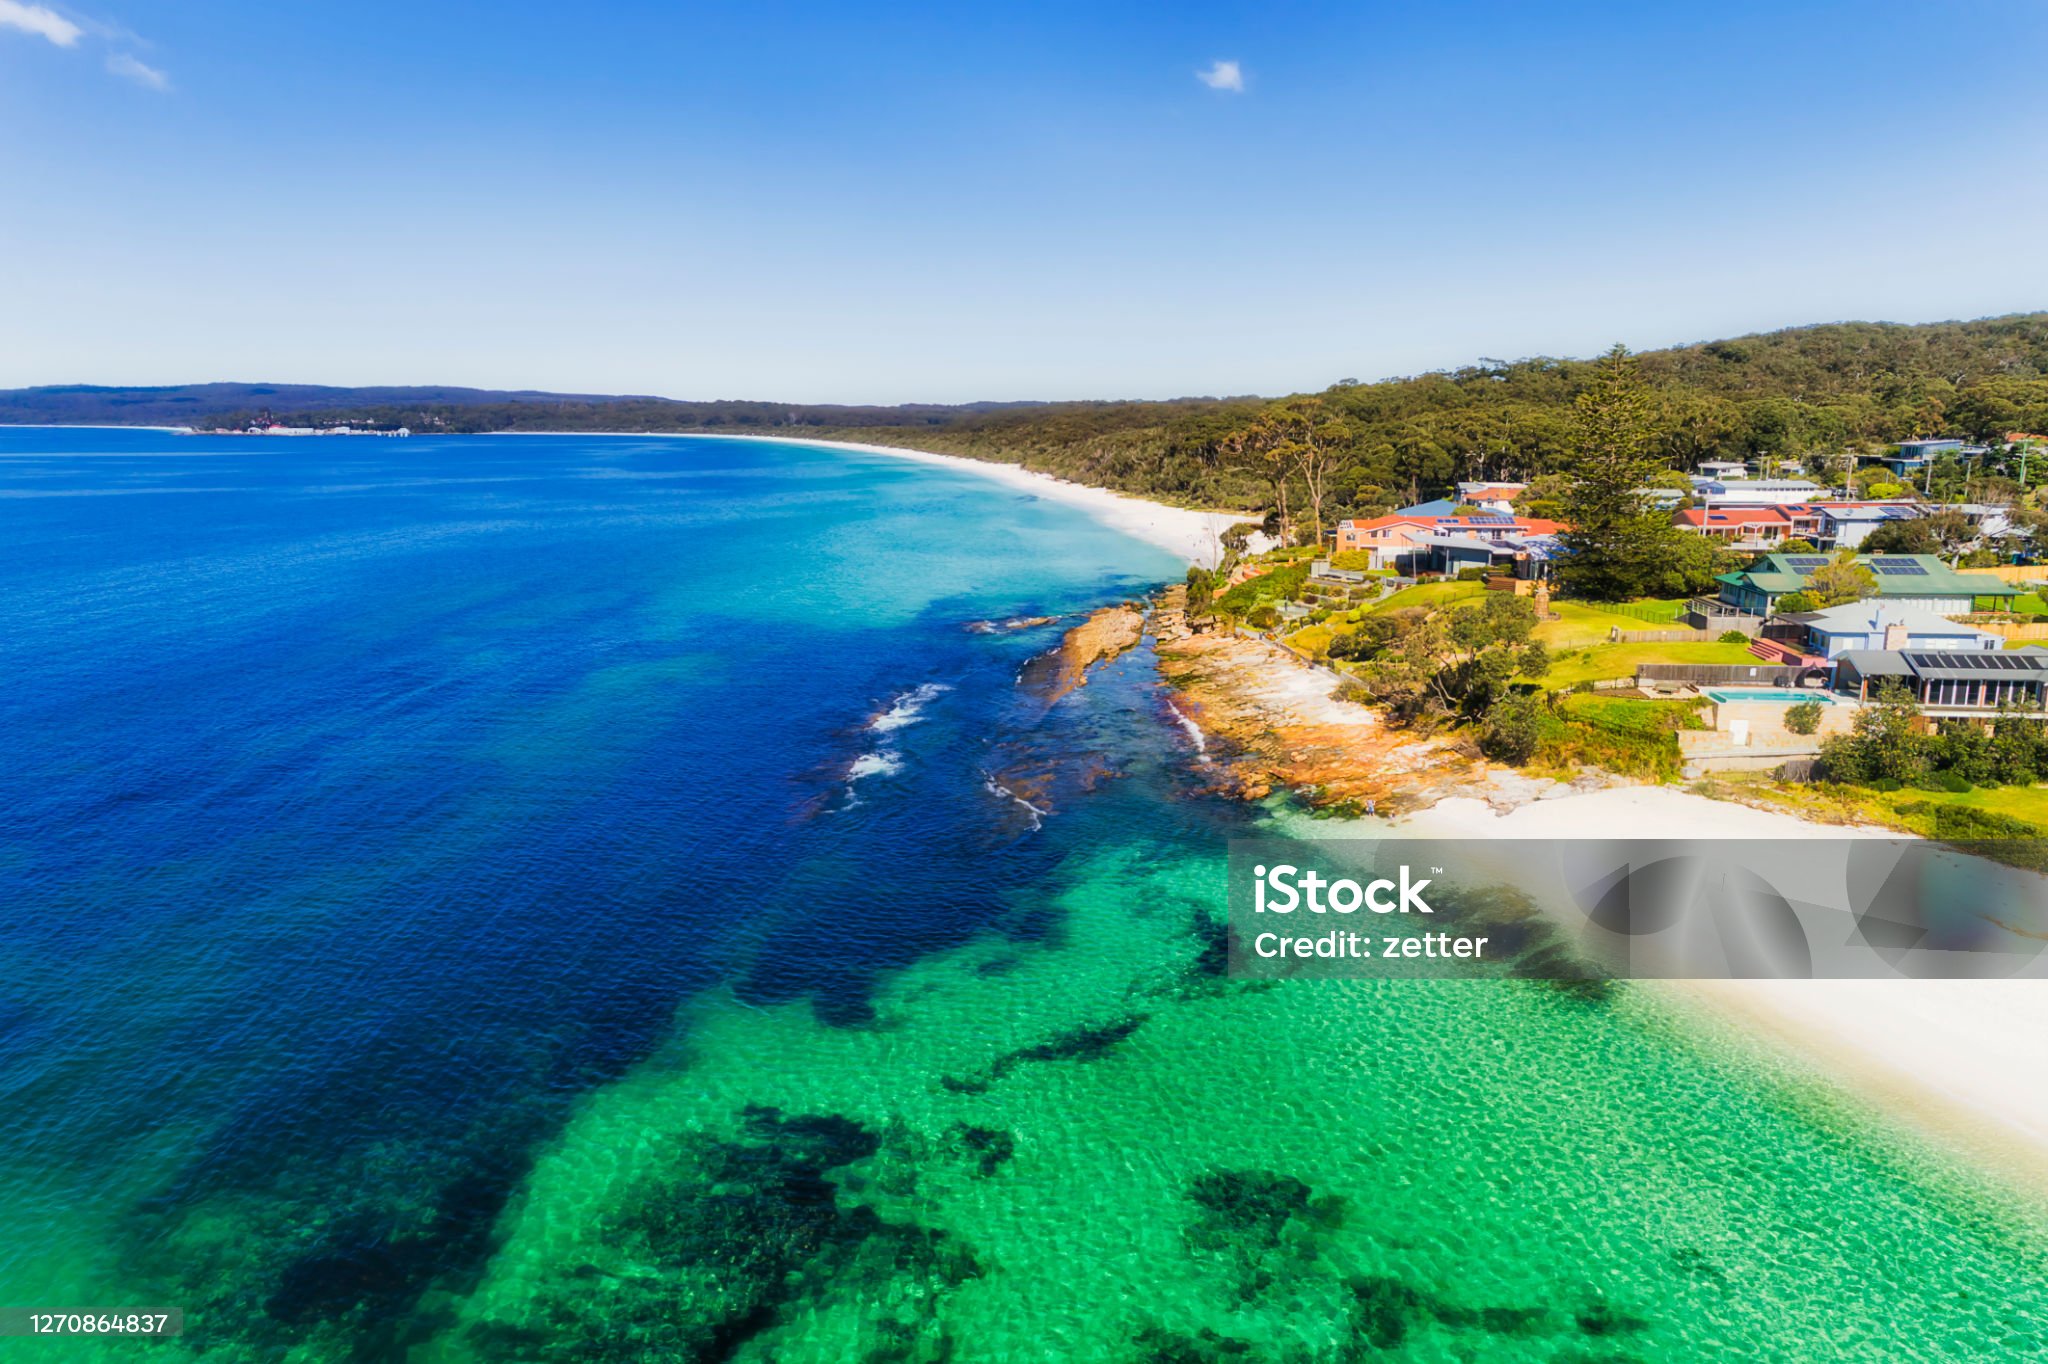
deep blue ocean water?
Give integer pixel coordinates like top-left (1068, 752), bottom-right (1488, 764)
top-left (0, 428), bottom-right (1233, 1338)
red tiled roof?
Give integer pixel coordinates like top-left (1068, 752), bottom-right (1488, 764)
top-left (1338, 515), bottom-right (1433, 531)
top-left (1674, 505), bottom-right (1817, 527)
top-left (1341, 513), bottom-right (1565, 534)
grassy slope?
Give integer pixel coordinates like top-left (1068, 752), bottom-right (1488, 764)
top-left (1542, 641), bottom-right (1758, 688)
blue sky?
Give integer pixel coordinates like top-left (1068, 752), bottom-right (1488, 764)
top-left (3, 1), bottom-right (2046, 402)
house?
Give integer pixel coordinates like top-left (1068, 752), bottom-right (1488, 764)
top-left (1333, 513), bottom-right (1564, 572)
top-left (1895, 438), bottom-right (1964, 461)
top-left (1332, 514), bottom-right (1435, 568)
top-left (1637, 486), bottom-right (1687, 510)
top-left (1880, 438), bottom-right (1963, 478)
top-left (1835, 647), bottom-right (2048, 714)
top-left (1713, 552), bottom-right (2019, 616)
top-left (1697, 479), bottom-right (1825, 506)
top-left (1673, 504), bottom-right (1820, 550)
top-left (1808, 501), bottom-right (1923, 550)
top-left (1696, 460), bottom-right (1750, 481)
top-left (1951, 503), bottom-right (2014, 542)
top-left (1454, 481), bottom-right (1527, 513)
top-left (1777, 601), bottom-right (2002, 661)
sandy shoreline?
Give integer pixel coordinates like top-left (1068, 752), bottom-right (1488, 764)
top-left (1393, 787), bottom-right (2048, 1192)
top-left (493, 429), bottom-right (1249, 567)
top-left (691, 433), bottom-right (1249, 568)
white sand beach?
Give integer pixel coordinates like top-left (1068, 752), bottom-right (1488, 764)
top-left (1394, 785), bottom-right (2048, 1189)
top-left (697, 434), bottom-right (1250, 568)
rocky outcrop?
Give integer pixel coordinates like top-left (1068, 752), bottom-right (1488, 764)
top-left (1150, 593), bottom-right (1485, 813)
top-left (1018, 604), bottom-right (1147, 706)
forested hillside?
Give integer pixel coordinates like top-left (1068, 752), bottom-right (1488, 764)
top-left (805, 314), bottom-right (2048, 512)
top-left (8, 313), bottom-right (2045, 519)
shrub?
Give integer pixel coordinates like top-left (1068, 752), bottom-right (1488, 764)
top-left (1480, 695), bottom-right (1546, 764)
top-left (1775, 591), bottom-right (1819, 613)
top-left (1455, 566), bottom-right (1490, 582)
top-left (1331, 676), bottom-right (1373, 705)
top-left (1328, 549), bottom-right (1377, 572)
top-left (1870, 777), bottom-right (1902, 792)
top-left (1718, 630), bottom-right (1749, 644)
top-left (1784, 699), bottom-right (1823, 735)
top-left (1326, 631), bottom-right (1366, 661)
top-left (1246, 605), bottom-right (1278, 629)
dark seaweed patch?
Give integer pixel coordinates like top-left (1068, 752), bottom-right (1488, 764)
top-left (1349, 1274), bottom-right (1426, 1349)
top-left (1132, 1324), bottom-right (1259, 1361)
top-left (1186, 1171), bottom-right (1316, 1252)
top-left (1337, 1272), bottom-right (1555, 1355)
top-left (1576, 1302), bottom-right (1650, 1336)
top-left (1430, 885), bottom-right (1615, 1003)
top-left (943, 1123), bottom-right (1016, 1177)
top-left (466, 1106), bottom-right (980, 1362)
top-left (939, 1014), bottom-right (1149, 1094)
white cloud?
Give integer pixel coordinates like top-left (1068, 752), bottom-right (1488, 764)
top-left (1196, 59), bottom-right (1244, 93)
top-left (0, 0), bottom-right (83, 46)
top-left (106, 51), bottom-right (168, 90)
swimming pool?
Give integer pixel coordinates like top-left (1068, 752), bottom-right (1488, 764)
top-left (1702, 688), bottom-right (1834, 704)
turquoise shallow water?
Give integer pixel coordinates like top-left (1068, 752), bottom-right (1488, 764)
top-left (3, 428), bottom-right (2046, 1361)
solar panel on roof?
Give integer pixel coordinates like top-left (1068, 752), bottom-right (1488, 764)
top-left (1873, 561), bottom-right (1928, 576)
top-left (1785, 556), bottom-right (1829, 569)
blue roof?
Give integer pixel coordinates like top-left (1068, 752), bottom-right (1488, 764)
top-left (1395, 498), bottom-right (1458, 517)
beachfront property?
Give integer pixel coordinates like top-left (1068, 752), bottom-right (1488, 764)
top-left (1332, 512), bottom-right (1563, 572)
top-left (1673, 504), bottom-right (1821, 550)
top-left (1712, 552), bottom-right (2017, 616)
top-left (1808, 500), bottom-right (1924, 549)
top-left (1453, 481), bottom-right (1526, 513)
top-left (1696, 478), bottom-right (1826, 506)
top-left (1835, 647), bottom-right (2048, 713)
top-left (1416, 529), bottom-right (1563, 579)
top-left (1775, 601), bottom-right (2003, 660)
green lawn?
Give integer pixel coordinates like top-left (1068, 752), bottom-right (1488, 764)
top-left (1590, 598), bottom-right (1688, 625)
top-left (1882, 783), bottom-right (2048, 827)
top-left (1538, 640), bottom-right (1758, 688)
top-left (1366, 580), bottom-right (1486, 614)
top-left (1535, 600), bottom-right (1682, 649)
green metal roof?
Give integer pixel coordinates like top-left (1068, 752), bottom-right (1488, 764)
top-left (1727, 553), bottom-right (2018, 599)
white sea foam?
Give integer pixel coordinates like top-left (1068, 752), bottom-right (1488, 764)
top-left (982, 772), bottom-right (1047, 831)
top-left (1165, 700), bottom-right (1210, 764)
top-left (868, 682), bottom-right (951, 733)
top-left (846, 751), bottom-right (904, 781)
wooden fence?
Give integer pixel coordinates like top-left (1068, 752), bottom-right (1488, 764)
top-left (1972, 566), bottom-right (2048, 586)
top-left (1972, 621), bottom-right (2048, 642)
top-left (1610, 627), bottom-right (1721, 643)
top-left (1636, 663), bottom-right (1831, 688)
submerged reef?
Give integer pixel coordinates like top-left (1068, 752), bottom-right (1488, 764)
top-left (463, 1105), bottom-right (981, 1363)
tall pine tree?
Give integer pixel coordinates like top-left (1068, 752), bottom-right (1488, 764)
top-left (1555, 345), bottom-right (1708, 601)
